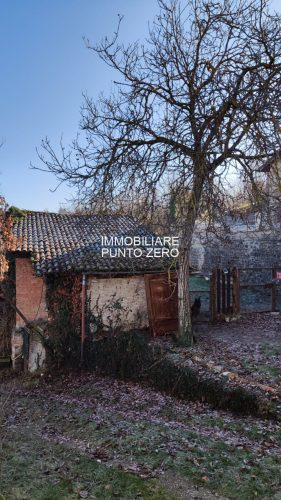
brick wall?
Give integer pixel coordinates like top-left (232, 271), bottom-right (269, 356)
top-left (15, 257), bottom-right (48, 327)
top-left (88, 275), bottom-right (149, 331)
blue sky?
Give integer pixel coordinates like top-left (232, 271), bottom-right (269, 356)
top-left (0, 0), bottom-right (159, 211)
top-left (0, 0), bottom-right (280, 212)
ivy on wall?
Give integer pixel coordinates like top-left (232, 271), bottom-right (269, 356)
top-left (0, 201), bottom-right (25, 357)
top-left (46, 272), bottom-right (82, 322)
top-left (0, 254), bottom-right (16, 356)
top-left (44, 273), bottom-right (83, 368)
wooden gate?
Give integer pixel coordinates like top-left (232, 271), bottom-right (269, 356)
top-left (145, 268), bottom-right (240, 332)
top-left (210, 267), bottom-right (240, 321)
top-left (145, 272), bottom-right (178, 336)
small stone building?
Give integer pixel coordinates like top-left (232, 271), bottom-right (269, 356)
top-left (10, 211), bottom-right (172, 371)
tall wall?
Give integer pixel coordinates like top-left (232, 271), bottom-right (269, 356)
top-left (191, 228), bottom-right (281, 273)
top-left (88, 275), bottom-right (149, 331)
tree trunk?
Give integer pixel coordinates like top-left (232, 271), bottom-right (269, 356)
top-left (176, 174), bottom-right (203, 345)
top-left (178, 244), bottom-right (193, 345)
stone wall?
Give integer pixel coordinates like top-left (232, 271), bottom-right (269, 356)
top-left (88, 275), bottom-right (149, 331)
top-left (191, 227), bottom-right (281, 274)
top-left (190, 226), bottom-right (281, 312)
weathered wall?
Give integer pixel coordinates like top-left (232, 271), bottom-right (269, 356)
top-left (88, 275), bottom-right (149, 331)
top-left (191, 228), bottom-right (281, 273)
top-left (28, 332), bottom-right (46, 372)
top-left (12, 257), bottom-right (48, 371)
top-left (15, 257), bottom-right (48, 326)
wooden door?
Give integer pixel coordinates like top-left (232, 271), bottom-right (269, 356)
top-left (145, 272), bottom-right (178, 336)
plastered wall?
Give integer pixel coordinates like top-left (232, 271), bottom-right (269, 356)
top-left (88, 275), bottom-right (149, 331)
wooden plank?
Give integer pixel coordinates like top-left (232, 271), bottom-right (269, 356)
top-left (221, 270), bottom-right (226, 314)
top-left (144, 274), bottom-right (155, 336)
top-left (239, 267), bottom-right (276, 271)
top-left (216, 268), bottom-right (221, 314)
top-left (240, 283), bottom-right (281, 288)
top-left (272, 268), bottom-right (277, 312)
top-left (232, 267), bottom-right (240, 315)
top-left (237, 268), bottom-right (241, 315)
top-left (227, 268), bottom-right (231, 314)
top-left (210, 269), bottom-right (217, 322)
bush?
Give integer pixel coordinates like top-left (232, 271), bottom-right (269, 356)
top-left (43, 307), bottom-right (81, 369)
top-left (84, 330), bottom-right (154, 377)
top-left (84, 331), bottom-right (279, 420)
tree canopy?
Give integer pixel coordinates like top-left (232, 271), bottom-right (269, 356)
top-left (38, 0), bottom-right (281, 211)
top-left (37, 0), bottom-right (281, 343)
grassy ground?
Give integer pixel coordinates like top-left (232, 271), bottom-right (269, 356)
top-left (1, 371), bottom-right (281, 500)
top-left (1, 430), bottom-right (169, 500)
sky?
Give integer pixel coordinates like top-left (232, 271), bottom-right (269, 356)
top-left (0, 0), bottom-right (159, 212)
top-left (0, 0), bottom-right (280, 212)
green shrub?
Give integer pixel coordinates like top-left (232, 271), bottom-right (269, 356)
top-left (43, 306), bottom-right (81, 369)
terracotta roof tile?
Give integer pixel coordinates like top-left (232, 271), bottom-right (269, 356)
top-left (12, 212), bottom-right (171, 276)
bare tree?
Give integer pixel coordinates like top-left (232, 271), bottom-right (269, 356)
top-left (37, 0), bottom-right (281, 344)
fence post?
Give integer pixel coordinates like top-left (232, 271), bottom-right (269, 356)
top-left (272, 267), bottom-right (277, 312)
top-left (221, 269), bottom-right (226, 315)
top-left (210, 268), bottom-right (217, 321)
top-left (227, 268), bottom-right (231, 314)
top-left (216, 268), bottom-right (221, 315)
top-left (232, 267), bottom-right (240, 316)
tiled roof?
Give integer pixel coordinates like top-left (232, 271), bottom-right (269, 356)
top-left (12, 212), bottom-right (171, 276)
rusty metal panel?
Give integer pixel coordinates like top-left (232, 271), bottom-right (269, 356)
top-left (145, 272), bottom-right (178, 336)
